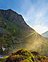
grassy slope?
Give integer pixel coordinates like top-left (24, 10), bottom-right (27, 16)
top-left (0, 9), bottom-right (48, 55)
top-left (0, 10), bottom-right (34, 54)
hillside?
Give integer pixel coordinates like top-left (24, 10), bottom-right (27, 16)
top-left (0, 9), bottom-right (48, 55)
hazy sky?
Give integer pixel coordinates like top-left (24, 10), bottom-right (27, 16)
top-left (0, 0), bottom-right (48, 34)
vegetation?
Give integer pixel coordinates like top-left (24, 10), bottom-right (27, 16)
top-left (0, 56), bottom-right (8, 62)
top-left (0, 49), bottom-right (48, 62)
top-left (0, 9), bottom-right (48, 57)
top-left (0, 9), bottom-right (33, 54)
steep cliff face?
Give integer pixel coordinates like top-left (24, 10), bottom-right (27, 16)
top-left (0, 9), bottom-right (48, 55)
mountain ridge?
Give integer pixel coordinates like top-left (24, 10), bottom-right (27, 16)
top-left (42, 31), bottom-right (48, 38)
top-left (0, 9), bottom-right (48, 55)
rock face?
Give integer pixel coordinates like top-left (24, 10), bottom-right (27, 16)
top-left (0, 9), bottom-right (48, 55)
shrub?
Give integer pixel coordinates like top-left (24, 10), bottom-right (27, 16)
top-left (5, 49), bottom-right (34, 62)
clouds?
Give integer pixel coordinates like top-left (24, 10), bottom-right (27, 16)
top-left (33, 25), bottom-right (48, 34)
top-left (0, 0), bottom-right (48, 34)
top-left (21, 0), bottom-right (48, 34)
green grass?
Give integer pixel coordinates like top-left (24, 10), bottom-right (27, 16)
top-left (0, 56), bottom-right (8, 62)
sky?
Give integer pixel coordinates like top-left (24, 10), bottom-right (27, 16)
top-left (0, 0), bottom-right (48, 34)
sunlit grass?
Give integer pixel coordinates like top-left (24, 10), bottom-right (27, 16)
top-left (23, 31), bottom-right (48, 55)
top-left (0, 56), bottom-right (8, 62)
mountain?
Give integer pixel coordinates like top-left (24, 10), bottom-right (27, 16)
top-left (42, 31), bottom-right (48, 38)
top-left (0, 9), bottom-right (48, 55)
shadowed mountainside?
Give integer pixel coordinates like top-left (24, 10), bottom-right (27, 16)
top-left (0, 9), bottom-right (48, 55)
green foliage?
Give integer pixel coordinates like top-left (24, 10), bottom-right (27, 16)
top-left (5, 49), bottom-right (34, 62)
top-left (0, 49), bottom-right (48, 62)
top-left (0, 56), bottom-right (8, 62)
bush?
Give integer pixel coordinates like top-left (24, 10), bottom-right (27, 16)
top-left (5, 49), bottom-right (34, 62)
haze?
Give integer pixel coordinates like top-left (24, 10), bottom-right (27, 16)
top-left (0, 0), bottom-right (48, 34)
